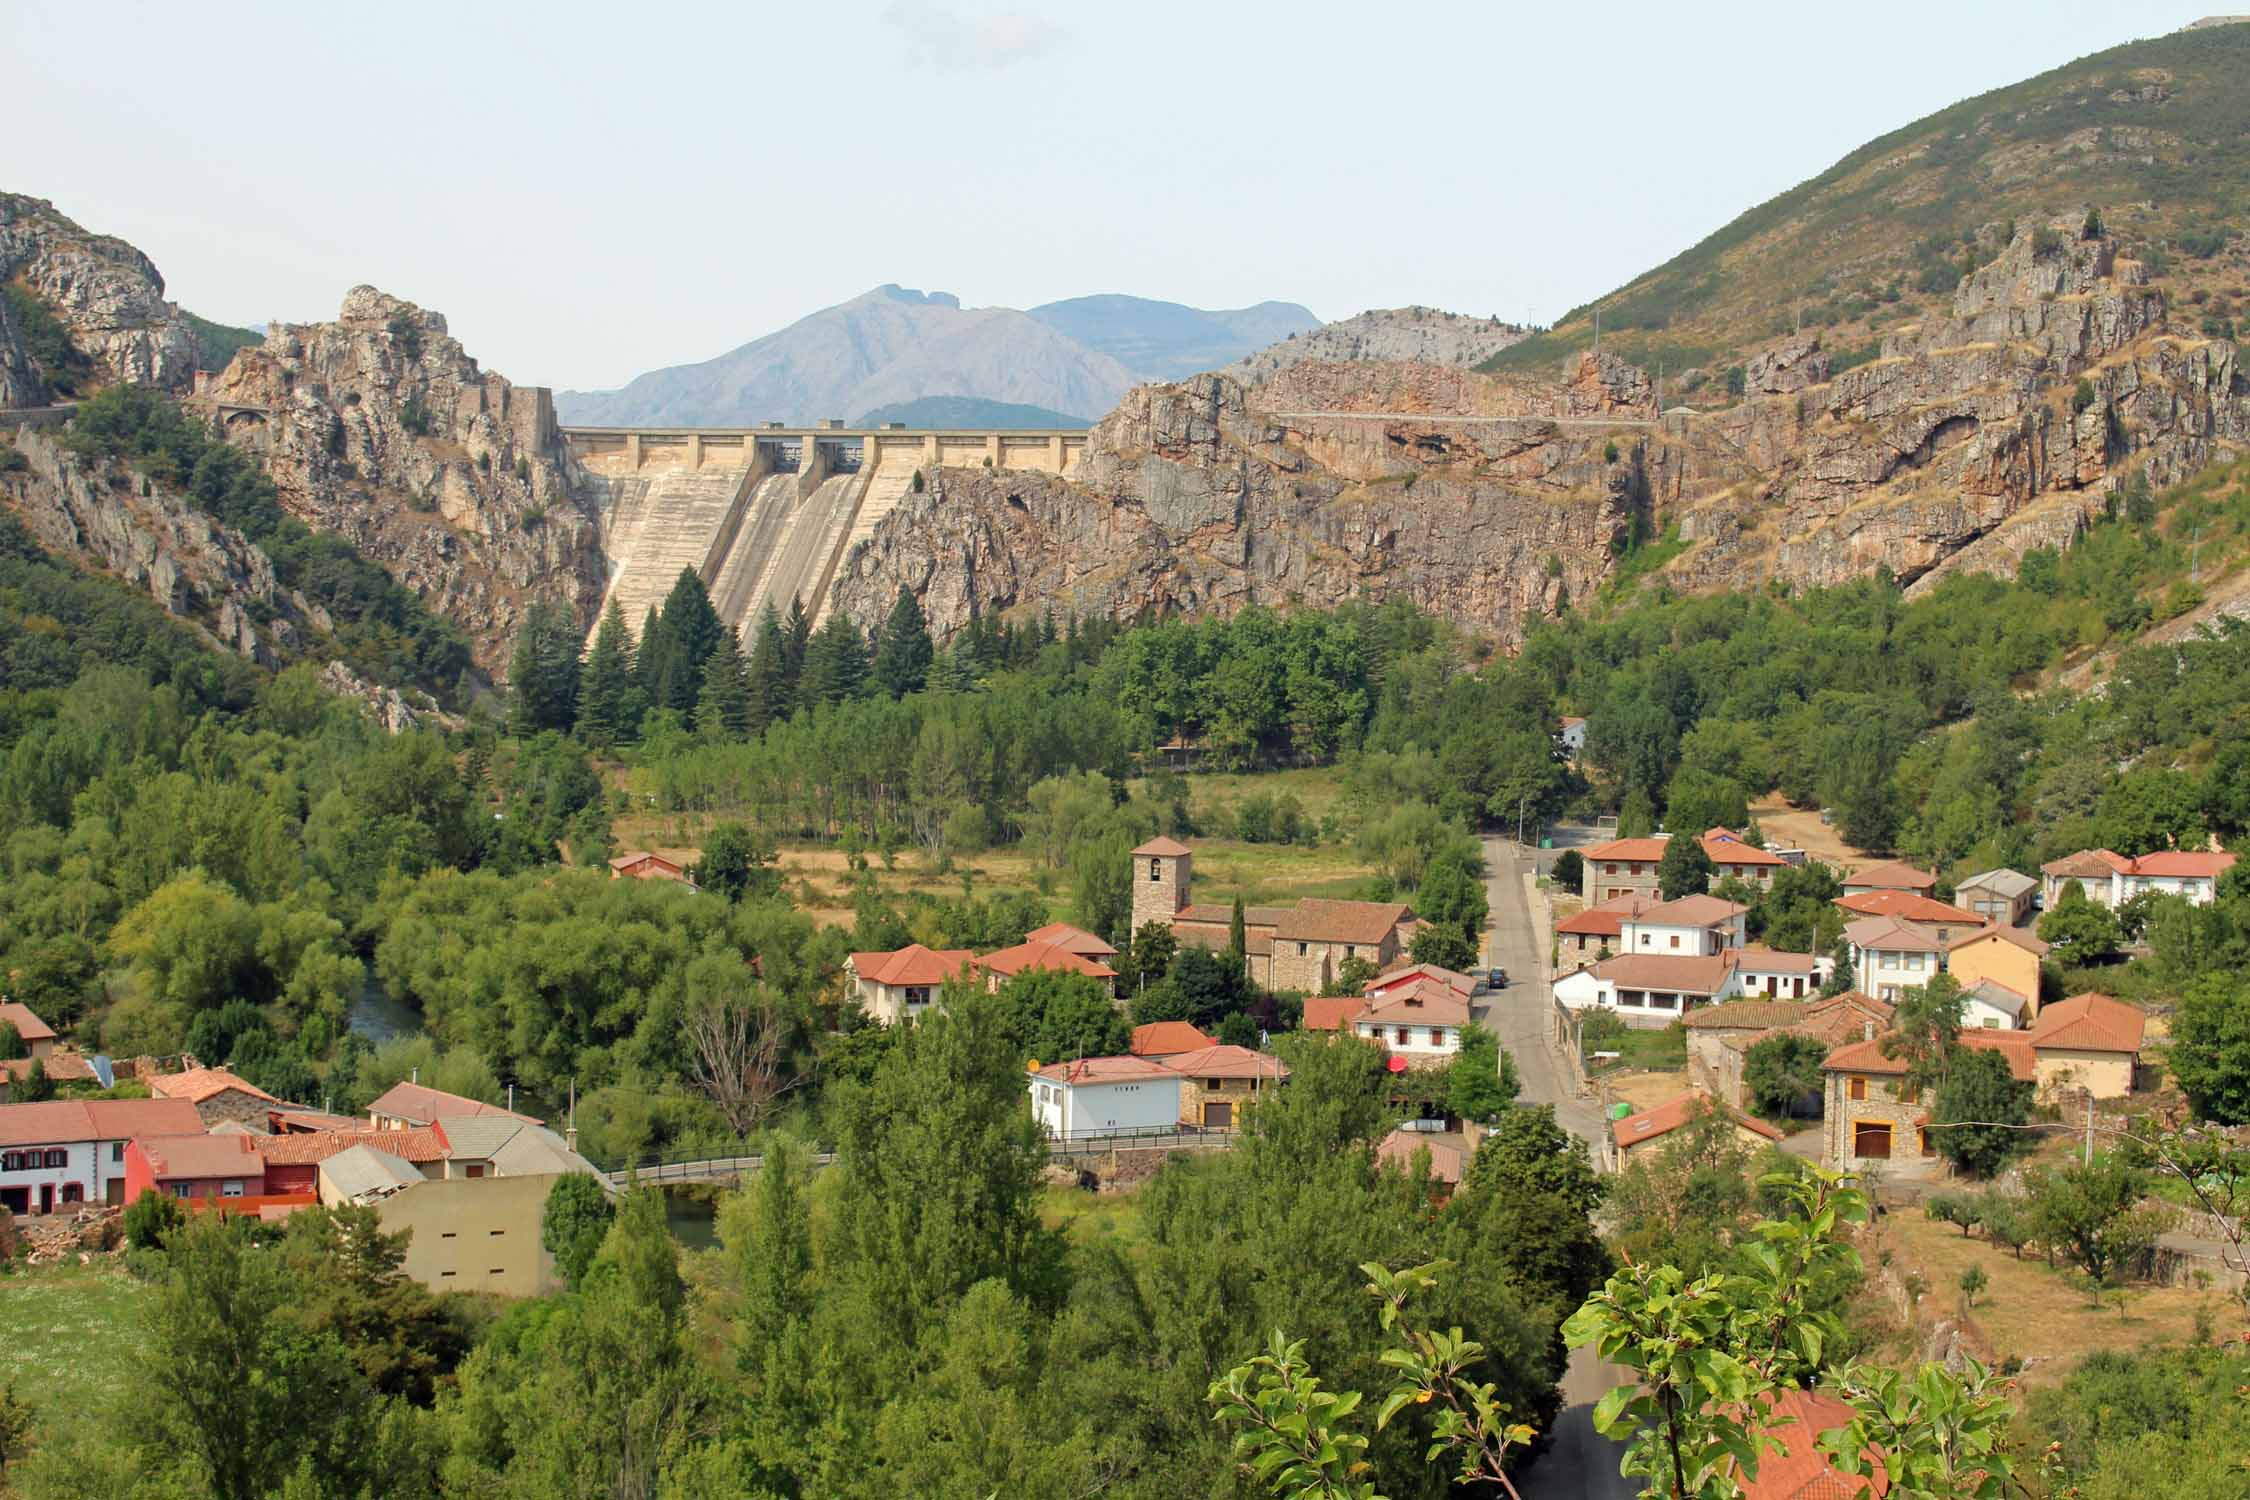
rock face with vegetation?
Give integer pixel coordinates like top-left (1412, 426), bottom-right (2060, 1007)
top-left (1220, 305), bottom-right (1532, 386)
top-left (203, 287), bottom-right (603, 671)
top-left (0, 193), bottom-right (202, 404)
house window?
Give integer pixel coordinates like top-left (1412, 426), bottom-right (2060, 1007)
top-left (1853, 1121), bottom-right (1893, 1160)
top-left (1395, 1028), bottom-right (1410, 1045)
top-left (905, 986), bottom-right (929, 1006)
top-left (1848, 1076), bottom-right (1867, 1102)
top-left (1298, 943), bottom-right (1309, 956)
top-left (489, 1229), bottom-right (505, 1237)
top-left (1919, 1126), bottom-right (1936, 1157)
top-left (1427, 1029), bottom-right (1444, 1047)
top-left (1345, 946), bottom-right (1355, 958)
top-left (1668, 935), bottom-right (1680, 949)
top-left (0, 1152), bottom-right (19, 1172)
top-left (1603, 863), bottom-right (1618, 875)
top-left (173, 1185), bottom-right (191, 1199)
top-left (1204, 1078), bottom-right (1221, 1091)
top-left (1899, 1083), bottom-right (1919, 1105)
top-left (111, 1142), bottom-right (124, 1163)
top-left (465, 1163), bottom-right (486, 1178)
top-left (222, 1181), bottom-right (244, 1198)
top-left (42, 1149), bottom-right (64, 1168)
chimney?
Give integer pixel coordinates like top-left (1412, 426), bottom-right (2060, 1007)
top-left (1863, 1020), bottom-right (1876, 1041)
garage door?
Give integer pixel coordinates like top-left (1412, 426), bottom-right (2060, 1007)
top-left (1853, 1121), bottom-right (1893, 1160)
top-left (1203, 1100), bottom-right (1233, 1129)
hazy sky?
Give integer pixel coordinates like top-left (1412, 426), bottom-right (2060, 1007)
top-left (6, 1), bottom-right (2209, 390)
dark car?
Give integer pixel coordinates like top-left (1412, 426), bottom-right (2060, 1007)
top-left (1487, 967), bottom-right (1508, 989)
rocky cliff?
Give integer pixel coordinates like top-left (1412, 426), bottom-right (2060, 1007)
top-left (1221, 306), bottom-right (1532, 387)
top-left (830, 221), bottom-right (2249, 641)
top-left (203, 287), bottom-right (603, 672)
top-left (0, 193), bottom-right (201, 403)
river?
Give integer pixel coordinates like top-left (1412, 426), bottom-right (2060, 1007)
top-left (348, 976), bottom-right (425, 1043)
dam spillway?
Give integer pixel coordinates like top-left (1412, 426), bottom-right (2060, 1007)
top-left (568, 424), bottom-right (1086, 644)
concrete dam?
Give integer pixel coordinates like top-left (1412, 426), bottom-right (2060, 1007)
top-left (567, 424), bottom-right (1085, 642)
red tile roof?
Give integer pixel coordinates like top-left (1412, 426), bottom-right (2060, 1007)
top-left (1585, 837), bottom-right (1671, 861)
top-left (1024, 922), bottom-right (1119, 958)
top-left (256, 1127), bottom-right (449, 1165)
top-left (1160, 1045), bottom-right (1289, 1081)
top-left (1823, 1030), bottom-right (2036, 1082)
top-left (0, 1098), bottom-right (205, 1147)
top-left (271, 1109), bottom-right (361, 1133)
top-left (1590, 953), bottom-right (1737, 996)
top-left (2, 1054), bottom-right (97, 1084)
top-left (1834, 890), bottom-right (1985, 926)
top-left (1032, 1055), bottom-right (1178, 1086)
top-left (1947, 924), bottom-right (2049, 957)
top-left (0, 1003), bottom-right (55, 1043)
top-left (1273, 900), bottom-right (1414, 946)
top-left (1726, 945), bottom-right (1820, 974)
top-left (1633, 894), bottom-right (1748, 927)
top-left (1375, 1128), bottom-right (1471, 1185)
top-left (1729, 1389), bottom-right (1888, 1499)
top-left (367, 1081), bottom-right (541, 1127)
top-left (2041, 849), bottom-right (2130, 878)
top-left (1557, 907), bottom-right (1628, 937)
top-left (1128, 1021), bottom-right (1213, 1057)
top-left (1842, 915), bottom-right (1944, 953)
top-left (1302, 996), bottom-right (1367, 1031)
top-left (1702, 828), bottom-right (1787, 867)
top-left (2026, 993), bottom-right (2145, 1054)
top-left (1130, 836), bottom-right (1193, 857)
top-left (2123, 850), bottom-right (2237, 878)
top-left (1612, 1090), bottom-right (1784, 1152)
top-left (137, 1132), bottom-right (265, 1180)
top-left (976, 941), bottom-right (1118, 981)
top-left (1364, 962), bottom-right (1474, 996)
top-left (149, 1067), bottom-right (281, 1106)
top-left (1846, 861), bottom-right (1938, 892)
top-left (1358, 982), bottom-right (1473, 1029)
top-left (849, 944), bottom-right (976, 987)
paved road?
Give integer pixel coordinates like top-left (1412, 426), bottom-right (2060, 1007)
top-left (1480, 836), bottom-right (1637, 1500)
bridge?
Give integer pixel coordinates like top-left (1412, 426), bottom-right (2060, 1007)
top-left (592, 1122), bottom-right (1236, 1193)
top-left (563, 421), bottom-right (1088, 643)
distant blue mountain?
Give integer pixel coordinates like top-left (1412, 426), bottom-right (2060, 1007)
top-left (1028, 294), bottom-right (1321, 381)
top-left (855, 395), bottom-right (1090, 429)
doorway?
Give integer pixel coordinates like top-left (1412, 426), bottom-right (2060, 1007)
top-left (1203, 1100), bottom-right (1233, 1129)
top-left (1852, 1121), bottom-right (1893, 1160)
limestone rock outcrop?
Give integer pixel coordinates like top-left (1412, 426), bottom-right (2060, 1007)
top-left (203, 287), bottom-right (603, 671)
top-left (0, 194), bottom-right (201, 400)
top-left (1219, 306), bottom-right (1532, 386)
top-left (832, 223), bottom-right (2250, 640)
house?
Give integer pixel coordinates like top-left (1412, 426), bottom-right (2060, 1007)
top-left (1842, 861), bottom-right (1939, 897)
top-left (148, 1067), bottom-right (284, 1130)
top-left (1726, 1389), bottom-right (1889, 1500)
top-left (1832, 889), bottom-right (1987, 943)
top-left (1023, 922), bottom-right (1119, 960)
top-left (1609, 1090), bottom-right (1784, 1170)
top-left (1353, 980), bottom-right (1471, 1064)
top-left (607, 850), bottom-right (694, 885)
top-left (1133, 839), bottom-right (1415, 992)
top-left (1959, 979), bottom-right (2030, 1030)
top-left (1821, 1030), bottom-right (2035, 1174)
top-left (428, 1116), bottom-right (595, 1181)
top-left (1162, 1044), bottom-right (1289, 1128)
top-left (1682, 992), bottom-right (1893, 1108)
top-left (1700, 828), bottom-right (1787, 890)
top-left (0, 1098), bottom-right (204, 1213)
top-left (255, 1128), bottom-right (449, 1195)
top-left (1579, 836), bottom-right (1672, 902)
top-left (975, 940), bottom-right (1119, 997)
top-left (0, 1051), bottom-right (105, 1101)
top-left (367, 1081), bottom-right (541, 1132)
top-left (1619, 894), bottom-right (1748, 957)
top-left (121, 1132), bottom-right (268, 1201)
top-left (1955, 868), bottom-right (2037, 927)
top-left (2023, 992), bottom-right (2145, 1098)
top-left (1127, 1021), bottom-right (1213, 1059)
top-left (1376, 1126), bottom-right (1473, 1199)
top-left (1028, 1056), bottom-right (1183, 1138)
top-left (270, 1108), bottom-right (361, 1134)
top-left (370, 1168), bottom-right (588, 1297)
top-left (1724, 946), bottom-right (1822, 1000)
top-left (1555, 715), bottom-right (1588, 758)
top-left (2040, 848), bottom-right (2238, 910)
top-left (1555, 894), bottom-right (1654, 962)
top-left (0, 1003), bottom-right (56, 1060)
top-left (1554, 953), bottom-right (1737, 1028)
top-left (1842, 916), bottom-right (1945, 1002)
top-left (1301, 996), bottom-right (1367, 1032)
top-left (846, 944), bottom-right (976, 1025)
top-left (1945, 926), bottom-right (2049, 1017)
top-left (316, 1144), bottom-right (422, 1205)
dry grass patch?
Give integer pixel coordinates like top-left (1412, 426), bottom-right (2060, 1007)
top-left (1749, 794), bottom-right (1871, 870)
top-left (1608, 1070), bottom-right (1693, 1112)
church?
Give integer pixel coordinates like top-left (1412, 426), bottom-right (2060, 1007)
top-left (1131, 837), bottom-right (1420, 994)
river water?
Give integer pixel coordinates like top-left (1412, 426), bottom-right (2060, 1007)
top-left (348, 977), bottom-right (425, 1043)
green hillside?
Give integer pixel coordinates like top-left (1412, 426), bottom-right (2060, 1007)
top-left (1487, 21), bottom-right (2250, 381)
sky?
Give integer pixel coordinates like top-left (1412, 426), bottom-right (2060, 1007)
top-left (4, 1), bottom-right (2213, 391)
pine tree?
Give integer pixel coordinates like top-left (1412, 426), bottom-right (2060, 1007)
top-left (578, 598), bottom-right (641, 747)
top-left (923, 645), bottom-right (970, 695)
top-left (634, 604), bottom-right (673, 721)
top-left (506, 599), bottom-right (582, 735)
top-left (782, 595), bottom-right (812, 705)
top-left (802, 612), bottom-right (869, 707)
top-left (1228, 894), bottom-right (1248, 981)
top-left (649, 569), bottom-right (724, 713)
top-left (696, 626), bottom-right (751, 740)
top-left (873, 589), bottom-right (935, 700)
top-left (744, 603), bottom-right (792, 734)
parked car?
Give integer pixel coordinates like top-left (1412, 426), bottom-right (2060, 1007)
top-left (1487, 967), bottom-right (1508, 989)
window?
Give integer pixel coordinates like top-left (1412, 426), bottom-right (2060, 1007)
top-left (42, 1149), bottom-right (64, 1168)
top-left (1898, 1083), bottom-right (1919, 1105)
top-left (1603, 863), bottom-right (1618, 875)
top-left (1345, 946), bottom-right (1355, 958)
top-left (1298, 943), bottom-right (1308, 956)
top-left (173, 1185), bottom-right (191, 1199)
top-left (111, 1142), bottom-right (124, 1163)
top-left (1853, 1121), bottom-right (1893, 1160)
top-left (489, 1228), bottom-right (505, 1237)
top-left (0, 1152), bottom-right (19, 1172)
top-left (1427, 1029), bottom-right (1444, 1047)
top-left (1395, 1027), bottom-right (1410, 1045)
top-left (465, 1163), bottom-right (486, 1178)
top-left (1918, 1126), bottom-right (1936, 1158)
top-left (1668, 935), bottom-right (1680, 949)
top-left (441, 1231), bottom-right (458, 1239)
top-left (222, 1181), bottom-right (244, 1198)
top-left (1848, 1076), bottom-right (1868, 1102)
top-left (1149, 859), bottom-right (1161, 881)
top-left (1204, 1077), bottom-right (1221, 1091)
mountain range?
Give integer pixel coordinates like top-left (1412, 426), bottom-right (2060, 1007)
top-left (553, 286), bottom-right (1320, 428)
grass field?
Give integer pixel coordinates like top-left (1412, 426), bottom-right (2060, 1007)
top-left (1879, 1208), bottom-right (2209, 1385)
top-left (1041, 1184), bottom-right (1151, 1252)
top-left (0, 1263), bottom-right (146, 1425)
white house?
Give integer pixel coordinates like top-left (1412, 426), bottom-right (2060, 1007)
top-left (1353, 979), bottom-right (1471, 1063)
top-left (1619, 895), bottom-right (1748, 957)
top-left (0, 1098), bottom-right (205, 1214)
top-left (846, 944), bottom-right (976, 1025)
top-left (1027, 1056), bottom-right (1182, 1139)
top-left (2040, 849), bottom-right (2238, 910)
top-left (1960, 979), bottom-right (2030, 1030)
top-left (1724, 946), bottom-right (1823, 1000)
top-left (1556, 716), bottom-right (1588, 758)
top-left (1554, 953), bottom-right (1738, 1028)
top-left (1842, 916), bottom-right (1944, 1003)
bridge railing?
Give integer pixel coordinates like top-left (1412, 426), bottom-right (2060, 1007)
top-left (593, 1123), bottom-right (1236, 1181)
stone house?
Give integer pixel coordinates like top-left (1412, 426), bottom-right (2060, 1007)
top-left (1163, 1044), bottom-right (1288, 1129)
top-left (1682, 991), bottom-right (1893, 1109)
top-left (845, 944), bottom-right (976, 1024)
top-left (1610, 1090), bottom-right (1784, 1170)
top-left (1554, 894), bottom-right (1652, 963)
top-left (1955, 868), bottom-right (2037, 927)
top-left (0, 1003), bottom-right (56, 1060)
top-left (1580, 836), bottom-right (1670, 902)
top-left (148, 1067), bottom-right (284, 1130)
top-left (1132, 838), bottom-right (1413, 992)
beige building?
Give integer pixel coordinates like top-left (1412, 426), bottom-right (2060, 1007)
top-left (0, 1004), bottom-right (55, 1061)
top-left (1945, 926), bottom-right (2049, 1019)
top-left (1132, 838), bottom-right (1415, 993)
top-left (846, 944), bottom-right (976, 1024)
top-left (1162, 1044), bottom-right (1288, 1129)
top-left (1955, 869), bottom-right (2037, 927)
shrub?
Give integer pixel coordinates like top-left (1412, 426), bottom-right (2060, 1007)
top-left (2071, 379), bottom-right (2098, 415)
top-left (2081, 207), bottom-right (2104, 240)
top-left (399, 394), bottom-right (434, 438)
top-left (123, 1189), bottom-right (186, 1250)
top-left (1603, 442), bottom-right (1620, 464)
top-left (386, 313), bottom-right (424, 361)
top-left (2032, 226), bottom-right (2065, 259)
